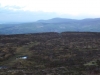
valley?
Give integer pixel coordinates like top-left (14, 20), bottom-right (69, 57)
top-left (1, 18), bottom-right (100, 34)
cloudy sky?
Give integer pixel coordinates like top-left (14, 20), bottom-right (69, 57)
top-left (0, 0), bottom-right (100, 22)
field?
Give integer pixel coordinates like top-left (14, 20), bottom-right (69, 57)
top-left (0, 32), bottom-right (100, 75)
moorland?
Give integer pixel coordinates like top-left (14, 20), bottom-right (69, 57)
top-left (0, 32), bottom-right (100, 75)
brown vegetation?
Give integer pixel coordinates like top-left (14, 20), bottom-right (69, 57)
top-left (0, 32), bottom-right (100, 75)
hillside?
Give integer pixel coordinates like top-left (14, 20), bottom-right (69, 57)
top-left (0, 32), bottom-right (100, 75)
top-left (0, 18), bottom-right (100, 34)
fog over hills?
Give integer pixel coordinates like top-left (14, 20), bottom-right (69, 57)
top-left (0, 18), bottom-right (100, 34)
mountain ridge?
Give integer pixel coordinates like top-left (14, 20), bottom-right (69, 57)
top-left (0, 18), bottom-right (100, 34)
top-left (37, 18), bottom-right (78, 23)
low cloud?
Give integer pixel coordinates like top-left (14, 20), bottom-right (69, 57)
top-left (0, 0), bottom-right (100, 16)
top-left (0, 0), bottom-right (100, 23)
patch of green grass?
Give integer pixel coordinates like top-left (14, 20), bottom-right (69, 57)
top-left (84, 60), bottom-right (97, 66)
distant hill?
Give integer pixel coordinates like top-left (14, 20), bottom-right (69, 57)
top-left (37, 18), bottom-right (77, 23)
top-left (0, 18), bottom-right (100, 34)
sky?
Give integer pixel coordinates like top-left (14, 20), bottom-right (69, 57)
top-left (0, 0), bottom-right (100, 23)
